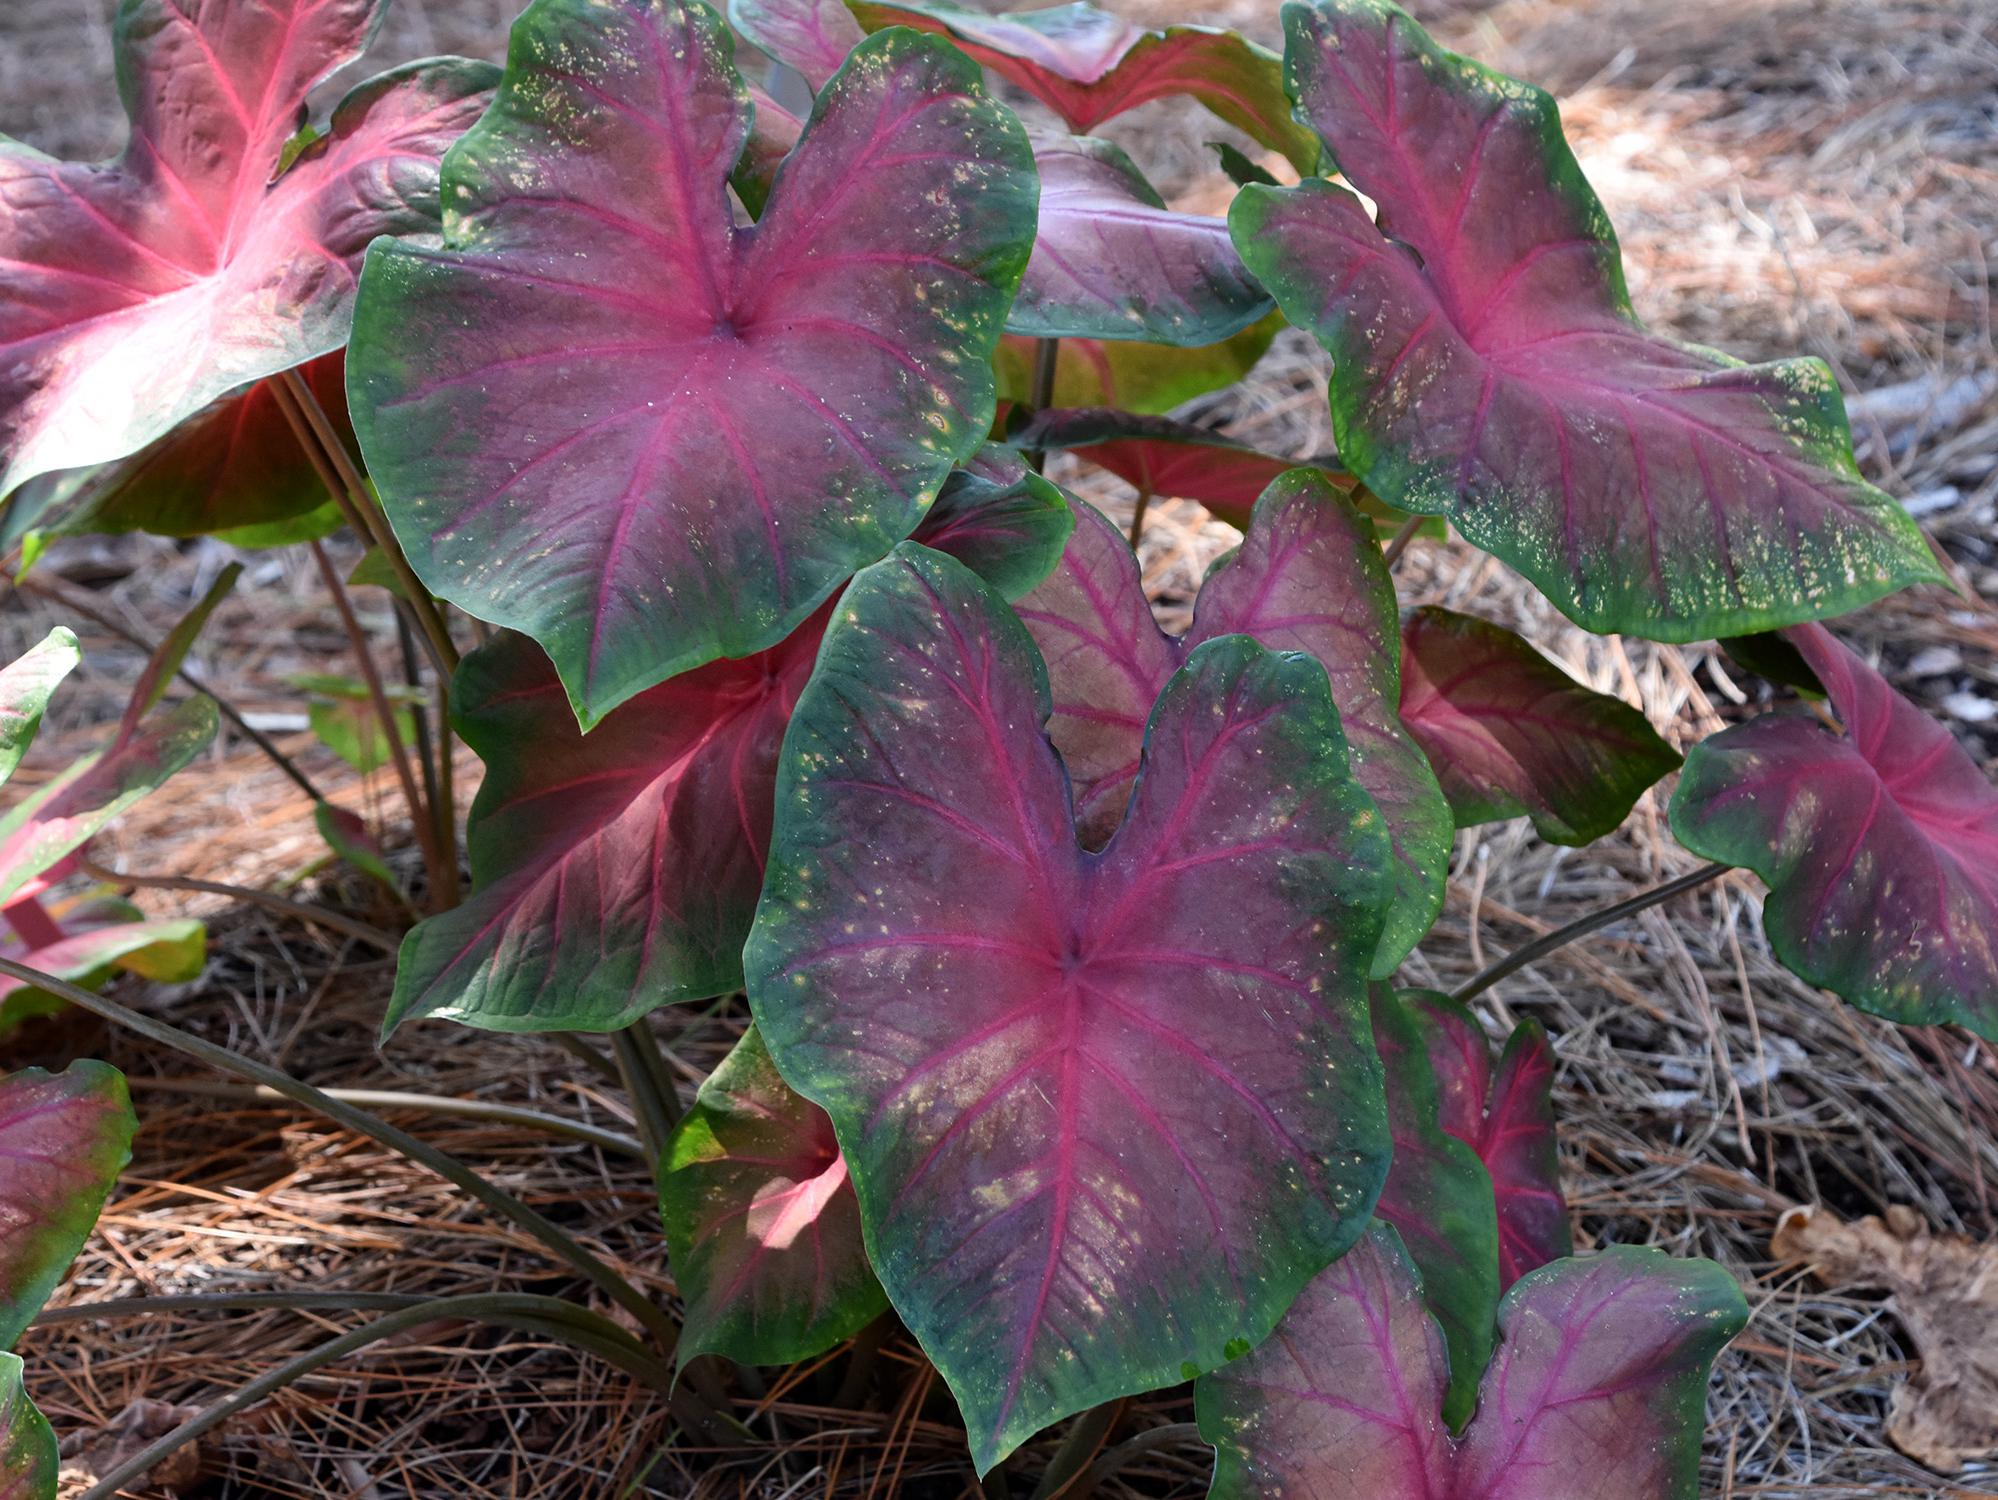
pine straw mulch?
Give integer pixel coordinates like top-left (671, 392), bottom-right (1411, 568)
top-left (4, 0), bottom-right (1998, 1494)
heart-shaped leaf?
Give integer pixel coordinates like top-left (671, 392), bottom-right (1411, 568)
top-left (1400, 607), bottom-right (1681, 845)
top-left (350, 0), bottom-right (1039, 728)
top-left (746, 542), bottom-right (1393, 1471)
top-left (1197, 1226), bottom-right (1745, 1499)
top-left (1671, 622), bottom-right (1998, 1040)
top-left (0, 0), bottom-right (497, 501)
top-left (314, 804), bottom-right (400, 895)
top-left (3, 358), bottom-right (350, 549)
top-left (996, 313), bottom-right (1282, 416)
top-left (1014, 471), bottom-right (1450, 974)
top-left (387, 455), bottom-right (1071, 1035)
top-left (848, 0), bottom-right (1319, 169)
top-left (660, 1025), bottom-right (887, 1365)
top-left (0, 632), bottom-right (79, 788)
top-left (0, 1353), bottom-right (57, 1500)
top-left (732, 0), bottom-right (864, 88)
top-left (1393, 990), bottom-right (1568, 1288)
top-left (0, 894), bottom-right (206, 1037)
top-left (1231, 0), bottom-right (1941, 643)
top-left (1011, 138), bottom-right (1270, 345)
top-left (0, 1060), bottom-right (136, 1347)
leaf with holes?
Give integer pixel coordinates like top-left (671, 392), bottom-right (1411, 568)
top-left (1014, 470), bottom-right (1449, 974)
top-left (0, 632), bottom-right (79, 789)
top-left (995, 313), bottom-right (1282, 416)
top-left (746, 543), bottom-right (1392, 1471)
top-left (1011, 137), bottom-right (1269, 345)
top-left (731, 0), bottom-right (863, 88)
top-left (0, 1061), bottom-right (136, 1347)
top-left (660, 1026), bottom-right (887, 1365)
top-left (350, 0), bottom-right (1038, 728)
top-left (0, 893), bottom-right (206, 1038)
top-left (1231, 0), bottom-right (1941, 643)
top-left (1671, 623), bottom-right (1998, 1041)
top-left (0, 1354), bottom-right (56, 1500)
top-left (387, 455), bottom-right (1071, 1034)
top-left (1399, 607), bottom-right (1680, 845)
top-left (0, 0), bottom-right (497, 501)
top-left (848, 0), bottom-right (1318, 168)
top-left (1197, 1226), bottom-right (1746, 1499)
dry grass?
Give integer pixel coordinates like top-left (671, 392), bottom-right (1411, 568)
top-left (4, 0), bottom-right (1998, 1495)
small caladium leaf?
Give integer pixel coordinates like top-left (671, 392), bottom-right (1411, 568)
top-left (1197, 1226), bottom-right (1747, 1500)
top-left (1394, 990), bottom-right (1568, 1289)
top-left (314, 804), bottom-right (400, 896)
top-left (387, 456), bottom-right (1070, 1034)
top-left (1231, 0), bottom-right (1942, 644)
top-left (848, 0), bottom-right (1318, 169)
top-left (1211, 141), bottom-right (1278, 188)
top-left (289, 674), bottom-right (421, 777)
top-left (1011, 138), bottom-right (1270, 345)
top-left (746, 543), bottom-right (1392, 1472)
top-left (996, 313), bottom-right (1282, 416)
top-left (350, 0), bottom-right (1038, 728)
top-left (659, 1026), bottom-right (887, 1365)
top-left (0, 1060), bottom-right (136, 1347)
top-left (0, 0), bottom-right (497, 501)
top-left (3, 358), bottom-right (351, 549)
top-left (0, 632), bottom-right (80, 788)
top-left (0, 900), bottom-right (206, 1038)
top-left (1671, 623), bottom-right (1998, 1040)
top-left (1015, 471), bottom-right (1450, 974)
top-left (0, 1353), bottom-right (57, 1500)
top-left (1399, 607), bottom-right (1681, 846)
top-left (731, 0), bottom-right (864, 88)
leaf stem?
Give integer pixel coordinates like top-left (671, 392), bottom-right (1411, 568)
top-left (1451, 861), bottom-right (1732, 1004)
top-left (613, 1024), bottom-right (682, 1160)
top-left (75, 849), bottom-right (400, 954)
top-left (395, 606), bottom-right (462, 908)
top-left (1030, 1399), bottom-right (1125, 1499)
top-left (1126, 485), bottom-right (1153, 550)
top-left (1381, 512), bottom-right (1425, 569)
top-left (0, 954), bottom-right (679, 1352)
top-left (1025, 337), bottom-right (1061, 474)
top-left (74, 1292), bottom-right (673, 1500)
top-left (1077, 1423), bottom-right (1203, 1496)
top-left (1, 893), bottom-right (66, 951)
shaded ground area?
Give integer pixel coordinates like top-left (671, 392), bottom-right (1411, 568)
top-left (2, 0), bottom-right (1996, 1495)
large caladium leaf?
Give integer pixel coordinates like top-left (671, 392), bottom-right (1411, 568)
top-left (1011, 138), bottom-right (1269, 345)
top-left (0, 1353), bottom-right (56, 1500)
top-left (1197, 1226), bottom-right (1746, 1499)
top-left (0, 893), bottom-right (206, 1037)
top-left (0, 0), bottom-right (497, 502)
top-left (0, 633), bottom-right (79, 788)
top-left (848, 0), bottom-right (1319, 169)
top-left (659, 1026), bottom-right (886, 1365)
top-left (731, 0), bottom-right (863, 88)
top-left (1015, 471), bottom-right (1450, 974)
top-left (996, 313), bottom-right (1282, 416)
top-left (0, 1061), bottom-right (136, 1347)
top-left (1671, 623), bottom-right (1998, 1040)
top-left (1231, 0), bottom-right (1941, 643)
top-left (746, 543), bottom-right (1393, 1471)
top-left (387, 456), bottom-right (1071, 1034)
top-left (1399, 607), bottom-right (1681, 845)
top-left (350, 0), bottom-right (1038, 729)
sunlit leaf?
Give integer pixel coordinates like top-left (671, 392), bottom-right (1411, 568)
top-left (995, 312), bottom-right (1282, 416)
top-left (1399, 607), bottom-right (1680, 845)
top-left (289, 675), bottom-right (421, 777)
top-left (0, 632), bottom-right (79, 789)
top-left (350, 0), bottom-right (1038, 727)
top-left (1671, 622), bottom-right (1998, 1040)
top-left (1197, 1226), bottom-right (1746, 1499)
top-left (731, 0), bottom-right (863, 88)
top-left (660, 1026), bottom-right (887, 1365)
top-left (0, 1354), bottom-right (57, 1500)
top-left (1014, 471), bottom-right (1449, 974)
top-left (0, 896), bottom-right (206, 1038)
top-left (1231, 0), bottom-right (1941, 643)
top-left (746, 543), bottom-right (1392, 1471)
top-left (0, 0), bottom-right (496, 500)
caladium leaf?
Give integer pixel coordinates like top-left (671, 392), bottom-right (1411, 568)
top-left (0, 0), bottom-right (498, 501)
top-left (350, 0), bottom-right (1038, 729)
top-left (0, 1060), bottom-right (136, 1347)
top-left (995, 313), bottom-right (1282, 416)
top-left (1399, 607), bottom-right (1681, 845)
top-left (731, 0), bottom-right (863, 88)
top-left (659, 1026), bottom-right (886, 1365)
top-left (848, 0), bottom-right (1319, 169)
top-left (290, 674), bottom-right (421, 777)
top-left (1231, 0), bottom-right (1942, 643)
top-left (1011, 138), bottom-right (1269, 345)
top-left (1015, 471), bottom-right (1450, 974)
top-left (3, 358), bottom-right (351, 548)
top-left (746, 543), bottom-right (1393, 1472)
top-left (0, 893), bottom-right (206, 1038)
top-left (1671, 623), bottom-right (1998, 1040)
top-left (314, 804), bottom-right (400, 895)
top-left (0, 632), bottom-right (79, 788)
top-left (0, 1353), bottom-right (57, 1500)
top-left (1197, 1226), bottom-right (1746, 1500)
top-left (386, 456), bottom-right (1071, 1034)
top-left (1394, 990), bottom-right (1568, 1289)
